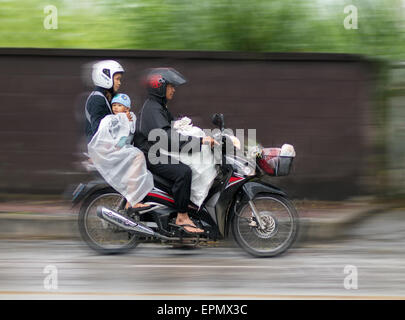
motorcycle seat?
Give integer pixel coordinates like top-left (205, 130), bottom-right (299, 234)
top-left (152, 174), bottom-right (173, 194)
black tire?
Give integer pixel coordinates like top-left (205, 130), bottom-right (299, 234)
top-left (78, 188), bottom-right (139, 255)
top-left (231, 193), bottom-right (298, 257)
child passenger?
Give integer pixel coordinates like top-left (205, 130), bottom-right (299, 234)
top-left (87, 93), bottom-right (154, 209)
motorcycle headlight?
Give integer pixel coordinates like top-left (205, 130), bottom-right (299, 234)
top-left (236, 160), bottom-right (256, 176)
top-left (242, 165), bottom-right (255, 176)
top-left (225, 155), bottom-right (256, 176)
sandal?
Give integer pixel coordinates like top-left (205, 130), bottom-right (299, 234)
top-left (169, 223), bottom-right (205, 236)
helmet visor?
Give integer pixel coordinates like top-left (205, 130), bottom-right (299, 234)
top-left (147, 68), bottom-right (187, 87)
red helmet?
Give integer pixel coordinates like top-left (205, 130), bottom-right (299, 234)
top-left (145, 68), bottom-right (187, 98)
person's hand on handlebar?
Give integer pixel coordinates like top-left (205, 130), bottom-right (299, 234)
top-left (202, 136), bottom-right (220, 147)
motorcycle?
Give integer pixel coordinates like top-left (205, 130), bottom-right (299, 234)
top-left (71, 113), bottom-right (299, 257)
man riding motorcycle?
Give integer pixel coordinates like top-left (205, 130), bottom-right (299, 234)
top-left (134, 68), bottom-right (216, 234)
top-left (74, 67), bottom-right (299, 257)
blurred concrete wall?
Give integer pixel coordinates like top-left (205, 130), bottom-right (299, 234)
top-left (0, 49), bottom-right (378, 199)
top-left (386, 63), bottom-right (405, 194)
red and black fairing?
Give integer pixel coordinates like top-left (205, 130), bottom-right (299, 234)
top-left (143, 187), bottom-right (200, 212)
top-left (144, 170), bottom-right (245, 213)
top-left (142, 170), bottom-right (249, 239)
top-left (213, 172), bottom-right (249, 235)
top-left (225, 175), bottom-right (245, 189)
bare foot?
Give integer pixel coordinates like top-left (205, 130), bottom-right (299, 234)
top-left (176, 214), bottom-right (204, 233)
top-left (133, 203), bottom-right (150, 208)
top-left (125, 202), bottom-right (150, 209)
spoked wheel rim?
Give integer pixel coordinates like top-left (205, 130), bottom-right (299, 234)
top-left (235, 196), bottom-right (297, 255)
top-left (84, 193), bottom-right (136, 249)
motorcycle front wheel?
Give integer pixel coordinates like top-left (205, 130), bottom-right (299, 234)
top-left (232, 193), bottom-right (298, 257)
top-left (78, 188), bottom-right (139, 254)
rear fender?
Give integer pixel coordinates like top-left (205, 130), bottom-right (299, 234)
top-left (71, 179), bottom-right (111, 209)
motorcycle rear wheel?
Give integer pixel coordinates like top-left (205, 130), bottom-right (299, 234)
top-left (78, 188), bottom-right (139, 254)
top-left (232, 193), bottom-right (298, 257)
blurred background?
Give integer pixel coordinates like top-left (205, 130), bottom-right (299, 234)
top-left (1, 0), bottom-right (405, 300)
top-left (1, 0), bottom-right (404, 201)
top-left (1, 0), bottom-right (404, 56)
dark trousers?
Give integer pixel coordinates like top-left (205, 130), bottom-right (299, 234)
top-left (145, 155), bottom-right (192, 213)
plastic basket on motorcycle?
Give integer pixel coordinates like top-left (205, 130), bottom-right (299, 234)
top-left (257, 148), bottom-right (294, 176)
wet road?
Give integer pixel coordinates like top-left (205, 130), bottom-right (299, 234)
top-left (1, 209), bottom-right (405, 299)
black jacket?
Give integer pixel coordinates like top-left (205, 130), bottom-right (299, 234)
top-left (134, 95), bottom-right (202, 155)
top-left (85, 87), bottom-right (112, 142)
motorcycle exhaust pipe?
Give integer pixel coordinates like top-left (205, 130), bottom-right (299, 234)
top-left (96, 206), bottom-right (156, 237)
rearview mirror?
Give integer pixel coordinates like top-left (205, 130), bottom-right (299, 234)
top-left (212, 113), bottom-right (225, 131)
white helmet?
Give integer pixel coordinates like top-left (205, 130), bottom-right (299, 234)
top-left (91, 60), bottom-right (124, 89)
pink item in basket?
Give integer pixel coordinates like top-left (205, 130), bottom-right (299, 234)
top-left (258, 148), bottom-right (281, 175)
top-left (262, 148), bottom-right (281, 159)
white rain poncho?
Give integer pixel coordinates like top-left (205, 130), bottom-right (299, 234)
top-left (88, 112), bottom-right (154, 206)
top-left (161, 117), bottom-right (217, 207)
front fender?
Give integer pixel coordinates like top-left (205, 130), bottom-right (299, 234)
top-left (241, 181), bottom-right (286, 201)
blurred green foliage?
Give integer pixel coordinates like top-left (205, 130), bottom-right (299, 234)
top-left (0, 0), bottom-right (404, 59)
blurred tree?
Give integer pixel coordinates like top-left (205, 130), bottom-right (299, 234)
top-left (0, 0), bottom-right (404, 59)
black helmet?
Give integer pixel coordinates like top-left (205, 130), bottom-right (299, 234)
top-left (145, 68), bottom-right (187, 98)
